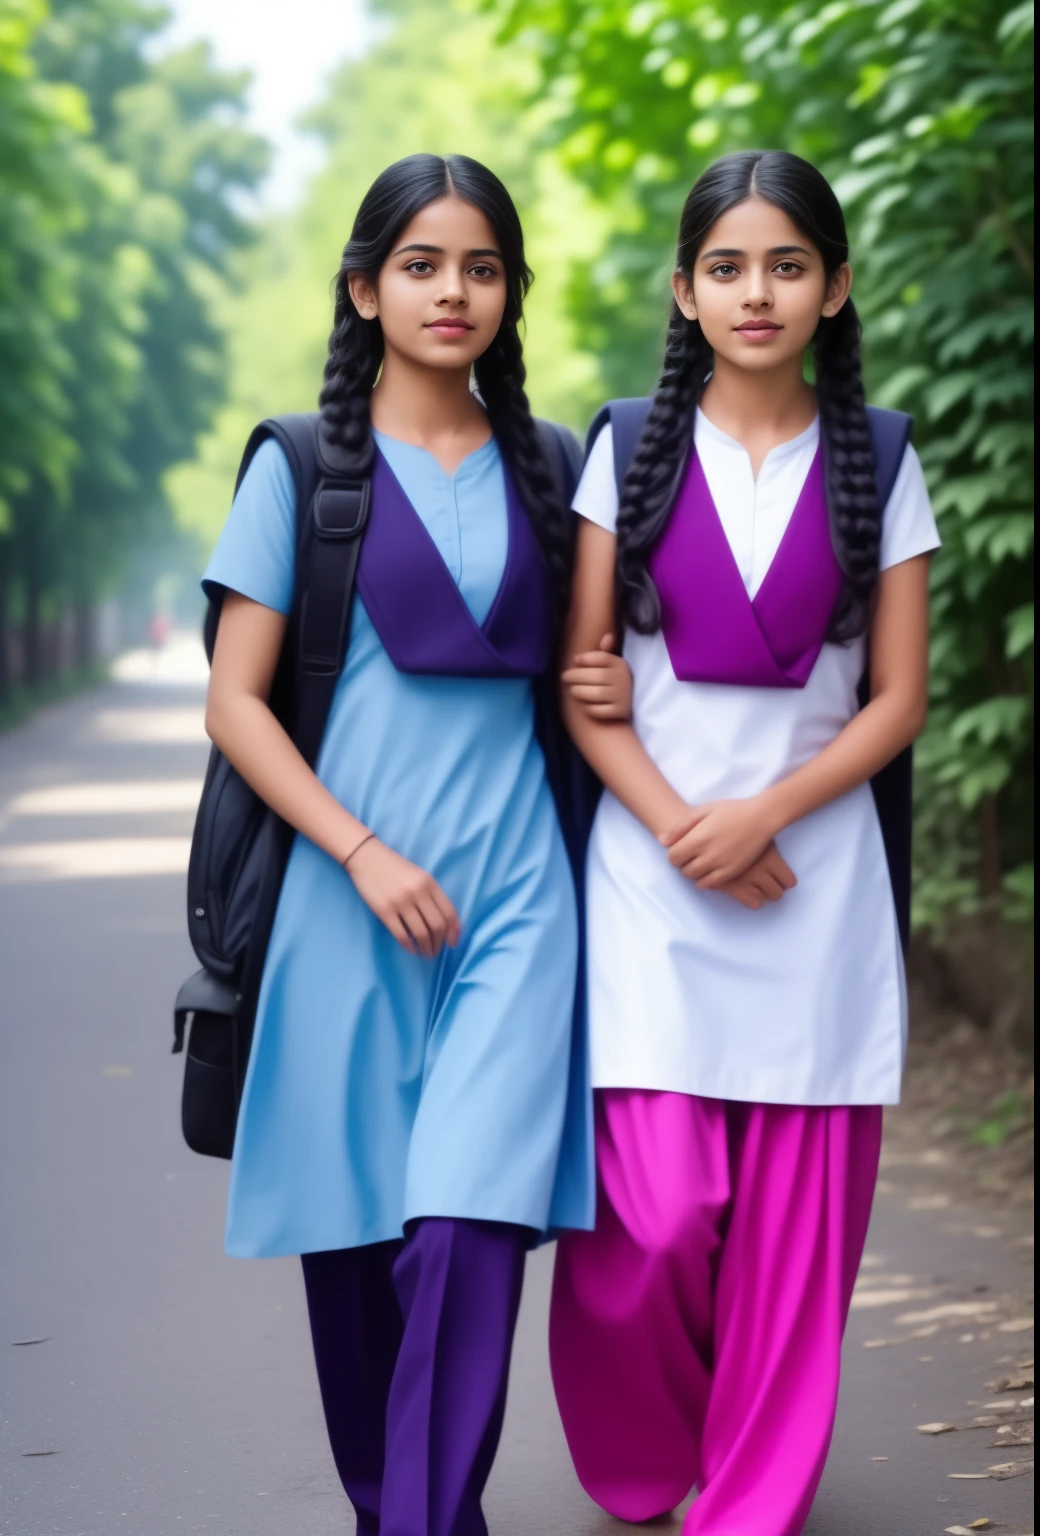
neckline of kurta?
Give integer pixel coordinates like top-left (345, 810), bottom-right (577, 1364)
top-left (694, 407), bottom-right (820, 477)
top-left (372, 427), bottom-right (498, 483)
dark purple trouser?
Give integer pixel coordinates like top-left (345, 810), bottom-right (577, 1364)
top-left (302, 1217), bottom-right (528, 1536)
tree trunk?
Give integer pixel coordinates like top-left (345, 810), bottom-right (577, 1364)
top-left (978, 792), bottom-right (1002, 901)
top-left (74, 600), bottom-right (94, 670)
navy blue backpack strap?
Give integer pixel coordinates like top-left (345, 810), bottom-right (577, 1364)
top-left (208, 412), bottom-right (372, 1101)
top-left (865, 405), bottom-right (912, 513)
top-left (535, 417), bottom-right (584, 504)
top-left (586, 397), bottom-right (654, 495)
top-left (861, 405), bottom-right (915, 953)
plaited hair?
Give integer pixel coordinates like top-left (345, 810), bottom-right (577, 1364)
top-left (617, 149), bottom-right (880, 641)
top-left (319, 153), bottom-right (571, 620)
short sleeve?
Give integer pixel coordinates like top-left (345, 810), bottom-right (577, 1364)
top-left (879, 444), bottom-right (941, 572)
top-left (202, 438), bottom-right (296, 615)
top-left (572, 423), bottom-right (619, 535)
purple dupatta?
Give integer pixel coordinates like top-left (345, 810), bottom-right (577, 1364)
top-left (355, 447), bottom-right (551, 678)
top-left (647, 446), bottom-right (844, 689)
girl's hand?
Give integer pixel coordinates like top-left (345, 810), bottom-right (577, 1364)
top-left (344, 838), bottom-right (461, 958)
top-left (561, 633), bottom-right (633, 721)
top-left (717, 843), bottom-right (798, 908)
top-left (661, 798), bottom-right (778, 888)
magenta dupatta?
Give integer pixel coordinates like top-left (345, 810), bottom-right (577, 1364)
top-left (647, 446), bottom-right (844, 689)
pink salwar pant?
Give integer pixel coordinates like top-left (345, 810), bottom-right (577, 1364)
top-left (550, 1090), bottom-right (882, 1536)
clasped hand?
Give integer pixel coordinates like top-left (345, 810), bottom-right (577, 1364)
top-left (661, 798), bottom-right (796, 908)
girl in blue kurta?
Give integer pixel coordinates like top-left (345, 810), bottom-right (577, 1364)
top-left (201, 155), bottom-right (601, 1535)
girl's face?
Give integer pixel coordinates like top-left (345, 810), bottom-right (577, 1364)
top-left (672, 196), bottom-right (851, 373)
top-left (348, 196), bottom-right (508, 372)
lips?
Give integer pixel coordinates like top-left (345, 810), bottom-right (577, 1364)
top-left (735, 321), bottom-right (782, 333)
top-left (427, 319), bottom-right (474, 332)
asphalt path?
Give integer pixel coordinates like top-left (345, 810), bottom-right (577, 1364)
top-left (1, 646), bottom-right (1032, 1536)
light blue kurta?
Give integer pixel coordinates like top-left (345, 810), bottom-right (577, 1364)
top-left (203, 433), bottom-right (591, 1257)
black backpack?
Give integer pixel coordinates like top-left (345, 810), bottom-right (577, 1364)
top-left (173, 413), bottom-right (584, 1159)
top-left (589, 397), bottom-right (916, 950)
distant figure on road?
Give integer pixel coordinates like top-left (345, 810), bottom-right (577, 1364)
top-left (147, 611), bottom-right (171, 650)
top-left (552, 149), bottom-right (940, 1534)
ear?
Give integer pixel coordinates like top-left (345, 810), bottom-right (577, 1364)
top-left (348, 271), bottom-right (379, 321)
top-left (672, 269), bottom-right (697, 322)
top-left (821, 262), bottom-right (852, 319)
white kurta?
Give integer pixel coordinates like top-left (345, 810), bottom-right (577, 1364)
top-left (575, 410), bottom-right (940, 1106)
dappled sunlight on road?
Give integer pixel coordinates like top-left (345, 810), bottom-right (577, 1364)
top-left (7, 780), bottom-right (204, 816)
top-left (0, 836), bottom-right (192, 882)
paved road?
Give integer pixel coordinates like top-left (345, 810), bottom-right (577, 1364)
top-left (1, 649), bottom-right (1032, 1536)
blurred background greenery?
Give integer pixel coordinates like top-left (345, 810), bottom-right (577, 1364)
top-left (0, 0), bottom-right (1033, 972)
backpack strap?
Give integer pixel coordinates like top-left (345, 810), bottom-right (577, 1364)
top-left (586, 397), bottom-right (654, 492)
top-left (535, 417), bottom-right (584, 503)
top-left (865, 405), bottom-right (913, 513)
top-left (222, 411), bottom-right (371, 771)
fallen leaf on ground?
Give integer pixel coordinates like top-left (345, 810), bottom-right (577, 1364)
top-left (22, 1450), bottom-right (58, 1457)
top-left (919, 1422), bottom-right (957, 1434)
top-left (967, 1522), bottom-right (994, 1530)
top-left (990, 1429), bottom-right (1033, 1447)
top-left (995, 1371), bottom-right (1033, 1391)
top-left (9, 1337), bottom-right (51, 1346)
top-left (998, 1318), bottom-right (1034, 1333)
top-left (871, 1455), bottom-right (889, 1461)
top-left (948, 1471), bottom-right (989, 1478)
top-left (986, 1458), bottom-right (1034, 1478)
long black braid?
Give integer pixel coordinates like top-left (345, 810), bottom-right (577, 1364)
top-left (319, 153), bottom-right (572, 621)
top-left (617, 150), bottom-right (881, 641)
top-left (616, 305), bottom-right (712, 630)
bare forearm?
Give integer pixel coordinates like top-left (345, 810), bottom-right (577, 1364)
top-left (561, 693), bottom-right (687, 837)
top-left (206, 693), bottom-right (367, 865)
top-left (759, 691), bottom-right (925, 838)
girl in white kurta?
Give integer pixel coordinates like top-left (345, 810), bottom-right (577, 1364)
top-left (551, 151), bottom-right (940, 1535)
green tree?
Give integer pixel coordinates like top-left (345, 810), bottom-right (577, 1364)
top-left (491, 0), bottom-right (1035, 926)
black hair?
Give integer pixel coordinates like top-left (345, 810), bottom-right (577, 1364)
top-left (319, 153), bottom-right (571, 619)
top-left (617, 149), bottom-right (879, 642)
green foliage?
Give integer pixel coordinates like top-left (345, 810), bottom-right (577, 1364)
top-left (491, 0), bottom-right (1034, 927)
top-left (0, 0), bottom-right (268, 682)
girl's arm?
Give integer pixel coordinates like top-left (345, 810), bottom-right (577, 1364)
top-left (663, 555), bottom-right (932, 886)
top-left (561, 520), bottom-right (796, 908)
top-left (206, 592), bottom-right (460, 957)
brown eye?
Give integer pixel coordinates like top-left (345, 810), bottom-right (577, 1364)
top-left (711, 263), bottom-right (738, 277)
top-left (406, 260), bottom-right (434, 275)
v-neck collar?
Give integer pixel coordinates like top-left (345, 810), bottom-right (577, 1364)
top-left (647, 442), bottom-right (844, 690)
top-left (354, 445), bottom-right (551, 678)
top-left (694, 407), bottom-right (820, 479)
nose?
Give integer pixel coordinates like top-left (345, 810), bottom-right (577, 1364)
top-left (742, 263), bottom-right (774, 310)
top-left (435, 264), bottom-right (468, 308)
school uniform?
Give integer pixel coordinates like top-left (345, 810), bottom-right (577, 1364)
top-left (204, 430), bottom-right (593, 1536)
top-left (550, 409), bottom-right (940, 1534)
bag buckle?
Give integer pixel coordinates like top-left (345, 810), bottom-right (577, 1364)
top-left (313, 478), bottom-right (370, 539)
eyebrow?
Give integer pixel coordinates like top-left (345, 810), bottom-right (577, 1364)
top-left (700, 244), bottom-right (813, 260)
top-left (391, 242), bottom-right (503, 259)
